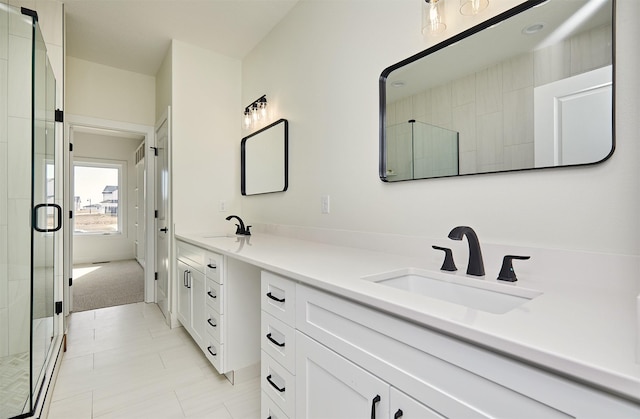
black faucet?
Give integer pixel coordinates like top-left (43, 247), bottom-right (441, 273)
top-left (225, 215), bottom-right (251, 235)
top-left (448, 226), bottom-right (484, 276)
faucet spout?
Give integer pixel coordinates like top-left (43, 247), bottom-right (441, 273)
top-left (448, 226), bottom-right (485, 276)
top-left (225, 215), bottom-right (247, 235)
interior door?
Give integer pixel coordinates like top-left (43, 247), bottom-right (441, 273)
top-left (534, 65), bottom-right (613, 167)
top-left (155, 114), bottom-right (170, 319)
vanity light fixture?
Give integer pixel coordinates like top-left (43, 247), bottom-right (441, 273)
top-left (243, 95), bottom-right (268, 129)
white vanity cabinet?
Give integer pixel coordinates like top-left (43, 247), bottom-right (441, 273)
top-left (294, 284), bottom-right (640, 419)
top-left (175, 239), bottom-right (261, 377)
top-left (261, 271), bottom-right (297, 418)
top-left (176, 241), bottom-right (206, 346)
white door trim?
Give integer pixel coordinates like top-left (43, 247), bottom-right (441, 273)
top-left (64, 114), bottom-right (156, 307)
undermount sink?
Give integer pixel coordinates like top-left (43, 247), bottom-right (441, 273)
top-left (201, 233), bottom-right (236, 238)
top-left (362, 268), bottom-right (542, 314)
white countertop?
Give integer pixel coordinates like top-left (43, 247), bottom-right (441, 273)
top-left (176, 232), bottom-right (640, 402)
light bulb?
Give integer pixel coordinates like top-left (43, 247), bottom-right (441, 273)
top-left (243, 109), bottom-right (251, 128)
top-left (460, 0), bottom-right (489, 16)
top-left (422, 0), bottom-right (446, 35)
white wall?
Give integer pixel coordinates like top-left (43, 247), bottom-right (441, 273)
top-left (66, 56), bottom-right (156, 126)
top-left (171, 40), bottom-right (242, 235)
top-left (240, 0), bottom-right (640, 257)
top-left (72, 131), bottom-right (141, 264)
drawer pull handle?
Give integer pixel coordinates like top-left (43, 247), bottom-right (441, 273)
top-left (266, 374), bottom-right (285, 393)
top-left (207, 263), bottom-right (217, 269)
top-left (207, 346), bottom-right (217, 357)
top-left (266, 333), bottom-right (285, 347)
top-left (394, 409), bottom-right (403, 419)
top-left (371, 395), bottom-right (381, 419)
top-left (207, 318), bottom-right (217, 328)
top-left (266, 292), bottom-right (285, 303)
top-left (207, 291), bottom-right (217, 299)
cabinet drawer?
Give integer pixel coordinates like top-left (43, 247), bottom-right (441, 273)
top-left (261, 391), bottom-right (289, 419)
top-left (261, 271), bottom-right (295, 326)
top-left (391, 387), bottom-right (444, 419)
top-left (206, 278), bottom-right (223, 313)
top-left (205, 305), bottom-right (223, 344)
top-left (261, 311), bottom-right (296, 374)
top-left (176, 240), bottom-right (204, 271)
top-left (204, 336), bottom-right (224, 374)
top-left (205, 251), bottom-right (223, 284)
top-left (261, 350), bottom-right (295, 417)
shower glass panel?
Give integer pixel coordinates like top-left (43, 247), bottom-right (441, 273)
top-left (385, 120), bottom-right (459, 181)
top-left (0, 5), bottom-right (59, 418)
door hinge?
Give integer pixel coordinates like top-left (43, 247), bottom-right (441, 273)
top-left (69, 277), bottom-right (73, 286)
top-left (150, 146), bottom-right (158, 156)
top-left (69, 143), bottom-right (73, 152)
top-left (55, 109), bottom-right (63, 123)
top-left (69, 210), bottom-right (73, 219)
top-left (155, 272), bottom-right (158, 281)
top-left (155, 210), bottom-right (158, 218)
top-left (55, 301), bottom-right (63, 315)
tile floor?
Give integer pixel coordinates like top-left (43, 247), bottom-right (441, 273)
top-left (46, 302), bottom-right (260, 419)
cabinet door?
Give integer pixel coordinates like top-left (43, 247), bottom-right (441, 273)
top-left (176, 260), bottom-right (191, 329)
top-left (390, 388), bottom-right (444, 419)
top-left (296, 332), bottom-right (389, 419)
top-left (191, 267), bottom-right (205, 345)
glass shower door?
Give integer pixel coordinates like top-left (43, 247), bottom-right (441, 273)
top-left (30, 17), bottom-right (60, 409)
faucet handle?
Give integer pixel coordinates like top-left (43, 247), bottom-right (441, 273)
top-left (497, 255), bottom-right (530, 282)
top-left (245, 226), bottom-right (252, 236)
top-left (432, 246), bottom-right (457, 272)
top-left (234, 224), bottom-right (245, 235)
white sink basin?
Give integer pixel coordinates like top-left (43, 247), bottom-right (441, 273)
top-left (362, 268), bottom-right (542, 314)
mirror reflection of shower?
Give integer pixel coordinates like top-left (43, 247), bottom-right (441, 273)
top-left (385, 120), bottom-right (459, 181)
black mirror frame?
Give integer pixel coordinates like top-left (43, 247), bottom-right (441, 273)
top-left (379, 0), bottom-right (615, 182)
top-left (241, 118), bottom-right (289, 196)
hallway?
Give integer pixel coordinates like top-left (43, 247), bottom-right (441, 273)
top-left (47, 303), bottom-right (260, 418)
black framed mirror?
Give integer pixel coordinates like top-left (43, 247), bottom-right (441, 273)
top-left (380, 0), bottom-right (614, 182)
top-left (241, 118), bottom-right (288, 195)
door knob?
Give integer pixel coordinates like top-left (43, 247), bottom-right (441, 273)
top-left (160, 227), bottom-right (168, 233)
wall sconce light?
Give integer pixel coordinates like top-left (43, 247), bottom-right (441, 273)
top-left (460, 0), bottom-right (488, 16)
top-left (422, 0), bottom-right (446, 35)
top-left (243, 95), bottom-right (268, 129)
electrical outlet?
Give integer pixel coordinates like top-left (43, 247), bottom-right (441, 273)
top-left (219, 200), bottom-right (227, 212)
top-left (321, 195), bottom-right (330, 214)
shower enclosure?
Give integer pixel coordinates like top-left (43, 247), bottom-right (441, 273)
top-left (385, 120), bottom-right (459, 181)
top-left (1, 5), bottom-right (62, 418)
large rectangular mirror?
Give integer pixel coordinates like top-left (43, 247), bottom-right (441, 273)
top-left (241, 118), bottom-right (288, 195)
top-left (380, 0), bottom-right (614, 182)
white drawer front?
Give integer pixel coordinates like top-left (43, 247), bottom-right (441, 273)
top-left (204, 336), bottom-right (224, 374)
top-left (205, 251), bottom-right (223, 284)
top-left (261, 311), bottom-right (296, 374)
top-left (176, 240), bottom-right (205, 271)
top-left (205, 305), bottom-right (223, 344)
top-left (261, 271), bottom-right (295, 326)
top-left (261, 350), bottom-right (295, 417)
top-left (206, 278), bottom-right (223, 313)
top-left (261, 391), bottom-right (289, 419)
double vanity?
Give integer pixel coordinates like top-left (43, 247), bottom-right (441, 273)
top-left (174, 229), bottom-right (640, 418)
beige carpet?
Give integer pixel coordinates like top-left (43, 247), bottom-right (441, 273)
top-left (72, 259), bottom-right (144, 312)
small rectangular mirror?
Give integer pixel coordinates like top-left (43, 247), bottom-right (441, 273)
top-left (241, 118), bottom-right (288, 195)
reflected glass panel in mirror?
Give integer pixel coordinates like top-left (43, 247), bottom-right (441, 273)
top-left (380, 0), bottom-right (614, 181)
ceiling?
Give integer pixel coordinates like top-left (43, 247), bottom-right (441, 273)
top-left (63, 0), bottom-right (300, 76)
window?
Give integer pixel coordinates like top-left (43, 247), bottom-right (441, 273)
top-left (74, 161), bottom-right (123, 235)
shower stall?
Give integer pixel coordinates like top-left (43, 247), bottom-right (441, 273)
top-left (1, 5), bottom-right (62, 418)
